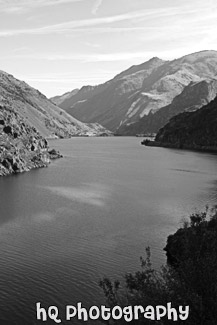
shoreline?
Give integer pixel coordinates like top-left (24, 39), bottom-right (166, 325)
top-left (0, 148), bottom-right (62, 177)
top-left (141, 139), bottom-right (217, 154)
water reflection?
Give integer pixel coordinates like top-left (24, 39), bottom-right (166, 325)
top-left (43, 183), bottom-right (111, 207)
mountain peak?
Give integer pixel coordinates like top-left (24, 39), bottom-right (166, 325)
top-left (148, 56), bottom-right (162, 62)
top-left (113, 56), bottom-right (166, 81)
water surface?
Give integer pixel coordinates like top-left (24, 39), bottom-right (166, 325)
top-left (0, 137), bottom-right (217, 324)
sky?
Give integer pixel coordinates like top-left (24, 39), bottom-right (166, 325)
top-left (0, 0), bottom-right (217, 97)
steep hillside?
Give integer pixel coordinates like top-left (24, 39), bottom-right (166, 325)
top-left (59, 57), bottom-right (166, 130)
top-left (59, 84), bottom-right (109, 111)
top-left (58, 50), bottom-right (217, 133)
top-left (144, 95), bottom-right (217, 152)
top-left (0, 70), bottom-right (112, 176)
top-left (118, 78), bottom-right (217, 135)
top-left (50, 89), bottom-right (79, 106)
top-left (0, 70), bottom-right (110, 138)
top-left (0, 106), bottom-right (50, 176)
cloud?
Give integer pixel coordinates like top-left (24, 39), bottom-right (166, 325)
top-left (0, 10), bottom-right (154, 36)
top-left (8, 45), bottom-right (217, 64)
top-left (0, 7), bottom-right (198, 37)
top-left (83, 41), bottom-right (101, 48)
top-left (5, 51), bottom-right (160, 62)
top-left (0, 4), bottom-right (216, 37)
top-left (15, 72), bottom-right (119, 90)
top-left (0, 0), bottom-right (82, 13)
top-left (22, 76), bottom-right (111, 83)
top-left (92, 0), bottom-right (103, 15)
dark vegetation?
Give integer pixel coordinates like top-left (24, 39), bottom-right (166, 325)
top-left (100, 208), bottom-right (217, 324)
top-left (155, 95), bottom-right (217, 150)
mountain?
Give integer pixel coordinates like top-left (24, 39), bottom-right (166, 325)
top-left (58, 57), bottom-right (166, 131)
top-left (57, 50), bottom-right (217, 134)
top-left (0, 70), bottom-right (111, 176)
top-left (143, 95), bottom-right (217, 152)
top-left (0, 70), bottom-right (111, 138)
top-left (118, 78), bottom-right (217, 135)
top-left (59, 83), bottom-right (111, 111)
top-left (50, 89), bottom-right (79, 106)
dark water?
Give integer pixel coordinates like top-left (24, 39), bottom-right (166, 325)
top-left (0, 137), bottom-right (217, 324)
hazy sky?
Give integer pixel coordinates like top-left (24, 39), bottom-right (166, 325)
top-left (0, 0), bottom-right (217, 97)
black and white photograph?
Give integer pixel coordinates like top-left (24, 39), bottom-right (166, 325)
top-left (0, 0), bottom-right (217, 324)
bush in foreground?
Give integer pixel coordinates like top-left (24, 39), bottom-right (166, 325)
top-left (100, 209), bottom-right (217, 324)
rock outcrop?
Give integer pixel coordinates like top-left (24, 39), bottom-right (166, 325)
top-left (57, 51), bottom-right (217, 134)
top-left (0, 106), bottom-right (50, 176)
top-left (143, 94), bottom-right (217, 152)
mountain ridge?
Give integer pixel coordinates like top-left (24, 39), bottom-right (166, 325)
top-left (56, 50), bottom-right (217, 134)
top-left (118, 78), bottom-right (217, 135)
top-left (50, 89), bottom-right (79, 106)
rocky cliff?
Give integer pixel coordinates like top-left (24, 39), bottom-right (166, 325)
top-left (57, 50), bottom-right (217, 134)
top-left (144, 95), bottom-right (217, 152)
top-left (0, 106), bottom-right (50, 176)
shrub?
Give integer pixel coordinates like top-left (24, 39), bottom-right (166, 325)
top-left (100, 209), bottom-right (217, 324)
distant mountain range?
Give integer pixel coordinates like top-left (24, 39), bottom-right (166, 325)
top-left (53, 50), bottom-right (217, 135)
